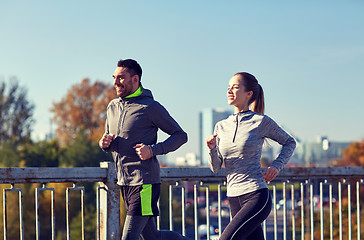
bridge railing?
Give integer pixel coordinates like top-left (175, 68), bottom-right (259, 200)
top-left (0, 163), bottom-right (363, 240)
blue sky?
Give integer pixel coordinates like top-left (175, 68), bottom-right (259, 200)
top-left (1, 1), bottom-right (364, 161)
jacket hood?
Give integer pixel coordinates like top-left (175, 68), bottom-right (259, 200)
top-left (139, 88), bottom-right (153, 99)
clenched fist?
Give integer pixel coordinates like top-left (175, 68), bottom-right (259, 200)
top-left (263, 166), bottom-right (279, 182)
top-left (206, 134), bottom-right (217, 150)
top-left (99, 134), bottom-right (115, 148)
top-left (134, 143), bottom-right (152, 160)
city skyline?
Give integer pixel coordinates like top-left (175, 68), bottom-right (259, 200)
top-left (1, 1), bottom-right (364, 162)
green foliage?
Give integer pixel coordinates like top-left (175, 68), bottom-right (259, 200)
top-left (59, 129), bottom-right (112, 167)
top-left (0, 140), bottom-right (22, 167)
top-left (19, 139), bottom-right (61, 167)
top-left (0, 138), bottom-right (62, 167)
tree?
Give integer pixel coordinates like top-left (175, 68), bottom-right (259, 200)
top-left (0, 140), bottom-right (22, 167)
top-left (19, 139), bottom-right (61, 167)
top-left (59, 130), bottom-right (112, 167)
top-left (0, 77), bottom-right (35, 146)
top-left (335, 140), bottom-right (364, 166)
top-left (51, 78), bottom-right (115, 145)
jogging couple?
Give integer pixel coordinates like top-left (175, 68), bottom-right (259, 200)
top-left (99, 59), bottom-right (296, 240)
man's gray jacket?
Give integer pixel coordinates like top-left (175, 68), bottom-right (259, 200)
top-left (101, 88), bottom-right (187, 186)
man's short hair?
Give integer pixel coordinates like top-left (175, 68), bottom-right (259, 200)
top-left (117, 59), bottom-right (142, 81)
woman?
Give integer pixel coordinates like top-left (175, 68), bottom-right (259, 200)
top-left (206, 72), bottom-right (296, 240)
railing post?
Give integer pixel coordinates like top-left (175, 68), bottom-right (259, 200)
top-left (99, 162), bottom-right (120, 240)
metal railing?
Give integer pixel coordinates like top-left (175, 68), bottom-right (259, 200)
top-left (0, 163), bottom-right (363, 239)
top-left (160, 166), bottom-right (364, 240)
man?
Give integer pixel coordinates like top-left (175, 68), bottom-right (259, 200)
top-left (99, 59), bottom-right (189, 240)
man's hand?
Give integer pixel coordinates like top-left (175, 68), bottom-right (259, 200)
top-left (206, 134), bottom-right (217, 150)
top-left (99, 134), bottom-right (115, 148)
top-left (134, 143), bottom-right (152, 160)
top-left (263, 166), bottom-right (279, 182)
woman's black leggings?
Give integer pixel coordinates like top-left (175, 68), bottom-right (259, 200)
top-left (220, 188), bottom-right (272, 240)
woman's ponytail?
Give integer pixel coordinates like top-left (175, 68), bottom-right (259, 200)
top-left (235, 72), bottom-right (265, 115)
top-left (252, 84), bottom-right (265, 114)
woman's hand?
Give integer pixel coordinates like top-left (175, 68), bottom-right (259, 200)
top-left (206, 134), bottom-right (217, 149)
top-left (263, 166), bottom-right (279, 182)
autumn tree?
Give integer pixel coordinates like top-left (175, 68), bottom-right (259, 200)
top-left (335, 140), bottom-right (364, 166)
top-left (51, 78), bottom-right (115, 145)
top-left (0, 77), bottom-right (35, 146)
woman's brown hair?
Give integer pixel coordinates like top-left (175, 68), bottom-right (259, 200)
top-left (234, 72), bottom-right (265, 114)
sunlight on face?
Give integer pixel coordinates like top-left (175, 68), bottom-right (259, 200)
top-left (113, 67), bottom-right (134, 98)
top-left (227, 75), bottom-right (252, 112)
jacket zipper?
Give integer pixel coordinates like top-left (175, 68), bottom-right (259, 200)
top-left (232, 114), bottom-right (239, 142)
top-left (117, 101), bottom-right (127, 135)
top-left (117, 100), bottom-right (128, 184)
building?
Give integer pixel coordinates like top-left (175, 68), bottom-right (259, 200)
top-left (295, 136), bottom-right (351, 166)
top-left (199, 108), bottom-right (233, 166)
